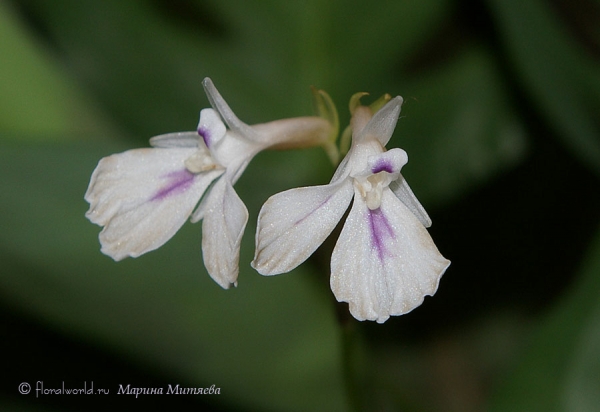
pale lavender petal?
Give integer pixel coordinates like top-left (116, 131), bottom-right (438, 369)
top-left (197, 108), bottom-right (226, 149)
top-left (200, 178), bottom-right (248, 289)
top-left (85, 147), bottom-right (223, 260)
top-left (252, 179), bottom-right (354, 275)
top-left (331, 188), bottom-right (449, 323)
top-left (150, 169), bottom-right (195, 201)
top-left (197, 126), bottom-right (211, 147)
top-left (371, 159), bottom-right (394, 174)
top-left (368, 207), bottom-right (395, 262)
top-left (389, 173), bottom-right (432, 228)
top-left (367, 148), bottom-right (408, 176)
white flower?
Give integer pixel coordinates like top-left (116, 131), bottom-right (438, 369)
top-left (252, 94), bottom-right (450, 323)
top-left (85, 77), bottom-right (335, 289)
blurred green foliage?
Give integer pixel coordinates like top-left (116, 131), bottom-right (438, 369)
top-left (1, 0), bottom-right (599, 411)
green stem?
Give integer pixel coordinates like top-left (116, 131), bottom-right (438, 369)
top-left (337, 302), bottom-right (367, 412)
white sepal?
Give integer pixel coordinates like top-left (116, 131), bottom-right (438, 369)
top-left (85, 148), bottom-right (223, 260)
top-left (201, 178), bottom-right (248, 289)
top-left (356, 96), bottom-right (403, 146)
top-left (389, 174), bottom-right (432, 228)
top-left (252, 179), bottom-right (354, 275)
top-left (202, 77), bottom-right (260, 142)
top-left (189, 183), bottom-right (213, 223)
top-left (331, 188), bottom-right (450, 323)
top-left (149, 132), bottom-right (199, 148)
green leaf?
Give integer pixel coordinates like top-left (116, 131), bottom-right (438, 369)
top-left (0, 2), bottom-right (115, 140)
top-left (11, 0), bottom-right (520, 208)
top-left (394, 46), bottom-right (528, 205)
top-left (488, 0), bottom-right (600, 176)
top-left (12, 0), bottom-right (452, 136)
top-left (488, 225), bottom-right (600, 412)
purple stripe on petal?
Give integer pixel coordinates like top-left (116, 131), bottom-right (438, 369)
top-left (198, 126), bottom-right (211, 147)
top-left (294, 195), bottom-right (333, 225)
top-left (368, 207), bottom-right (395, 261)
top-left (371, 158), bottom-right (394, 174)
top-left (151, 169), bottom-right (195, 201)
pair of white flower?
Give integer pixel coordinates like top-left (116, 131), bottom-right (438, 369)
top-left (85, 78), bottom-right (449, 323)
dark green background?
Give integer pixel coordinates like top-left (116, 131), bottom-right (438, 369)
top-left (1, 1), bottom-right (599, 411)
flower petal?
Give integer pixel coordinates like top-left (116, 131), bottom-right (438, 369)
top-left (331, 188), bottom-right (449, 323)
top-left (197, 108), bottom-right (226, 148)
top-left (389, 174), bottom-right (432, 228)
top-left (200, 178), bottom-right (248, 289)
top-left (356, 96), bottom-right (403, 146)
top-left (149, 132), bottom-right (199, 148)
top-left (252, 179), bottom-right (354, 275)
top-left (367, 148), bottom-right (407, 177)
top-left (85, 148), bottom-right (222, 260)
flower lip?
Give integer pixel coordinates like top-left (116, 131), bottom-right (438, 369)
top-left (368, 206), bottom-right (395, 262)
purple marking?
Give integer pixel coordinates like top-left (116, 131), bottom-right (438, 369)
top-left (294, 195), bottom-right (333, 225)
top-left (368, 207), bottom-right (395, 262)
top-left (198, 126), bottom-right (211, 147)
top-left (150, 169), bottom-right (195, 201)
top-left (371, 158), bottom-right (394, 174)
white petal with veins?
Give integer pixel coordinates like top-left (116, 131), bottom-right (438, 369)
top-left (252, 179), bottom-right (354, 275)
top-left (201, 178), bottom-right (249, 288)
top-left (85, 148), bottom-right (223, 260)
top-left (390, 174), bottom-right (432, 228)
top-left (331, 189), bottom-right (449, 323)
